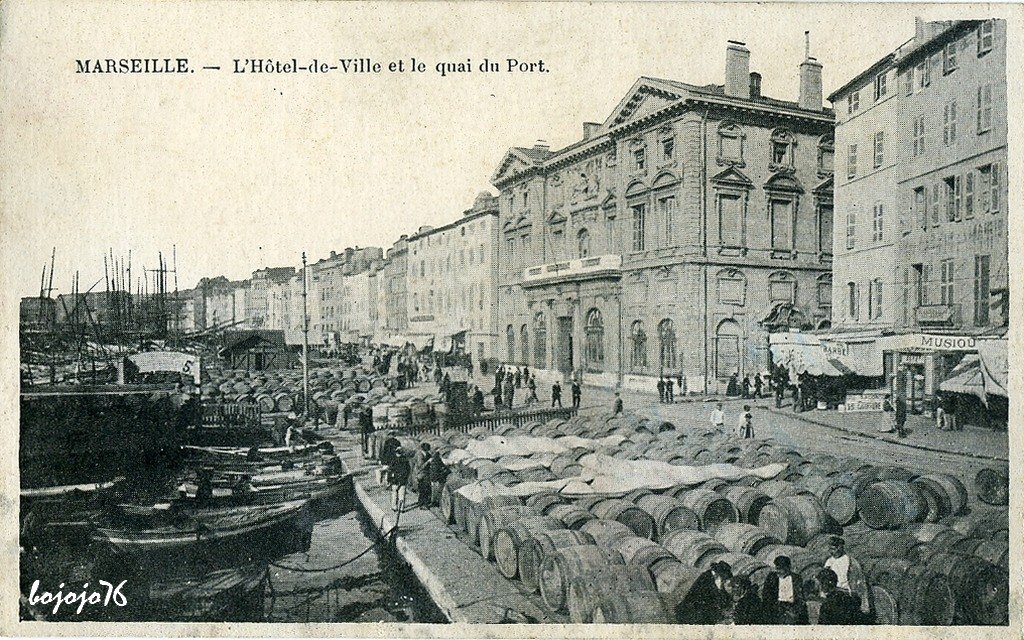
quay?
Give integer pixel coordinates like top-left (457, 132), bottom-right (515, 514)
top-left (322, 425), bottom-right (560, 624)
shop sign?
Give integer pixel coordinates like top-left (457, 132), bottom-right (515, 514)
top-left (919, 335), bottom-right (977, 350)
top-left (900, 354), bottom-right (927, 365)
top-left (845, 393), bottom-right (885, 413)
top-left (821, 340), bottom-right (849, 357)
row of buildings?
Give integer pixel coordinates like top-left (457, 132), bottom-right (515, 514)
top-left (22, 19), bottom-right (1007, 412)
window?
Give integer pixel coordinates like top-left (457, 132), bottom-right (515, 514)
top-left (846, 209), bottom-right (856, 250)
top-left (714, 320), bottom-right (741, 378)
top-left (769, 272), bottom-right (796, 303)
top-left (770, 199), bottom-right (794, 251)
top-left (658, 319), bottom-right (677, 370)
top-left (576, 229), bottom-right (590, 258)
top-left (630, 320), bottom-right (647, 370)
top-left (912, 115), bottom-right (925, 157)
top-left (420, 260), bottom-right (425, 277)
top-left (847, 91), bottom-right (860, 114)
top-left (943, 41), bottom-right (958, 75)
top-left (872, 203), bottom-right (884, 241)
top-left (922, 263), bottom-right (932, 305)
top-left (847, 144), bottom-right (857, 179)
top-left (869, 279), bottom-right (883, 319)
top-left (818, 204), bottom-right (833, 254)
top-left (520, 325), bottom-right (529, 364)
top-left (631, 204), bottom-right (646, 251)
top-left (931, 183), bottom-right (941, 226)
top-left (817, 275), bottom-right (832, 308)
top-left (818, 136), bottom-right (834, 173)
top-left (847, 282), bottom-right (858, 319)
top-left (965, 172), bottom-right (975, 218)
top-left (916, 61), bottom-right (929, 90)
top-left (480, 244), bottom-right (486, 263)
top-left (717, 269), bottom-right (746, 305)
top-left (659, 196), bottom-right (676, 246)
top-left (940, 259), bottom-right (955, 305)
top-left (662, 137), bottom-right (675, 161)
top-left (914, 187), bottom-right (927, 230)
top-left (977, 84), bottom-right (993, 133)
top-left (990, 162), bottom-right (1001, 212)
top-left (943, 101), bottom-right (957, 146)
top-left (874, 71), bottom-right (887, 101)
top-left (978, 20), bottom-right (994, 56)
top-left (873, 132), bottom-right (884, 168)
top-left (718, 122), bottom-right (744, 161)
top-left (506, 325), bottom-right (515, 362)
top-left (770, 129), bottom-right (794, 168)
top-left (974, 255), bottom-right (990, 326)
top-left (633, 147), bottom-right (646, 171)
top-left (533, 313), bottom-right (547, 368)
top-left (944, 176), bottom-right (962, 222)
top-left (506, 238), bottom-right (515, 258)
top-left (584, 308), bottom-right (604, 369)
top-left (904, 68), bottom-right (914, 96)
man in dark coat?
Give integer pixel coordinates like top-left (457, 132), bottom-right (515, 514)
top-left (665, 377), bottom-right (675, 403)
top-left (551, 381), bottom-right (563, 408)
top-left (657, 377), bottom-right (666, 403)
top-left (816, 568), bottom-right (866, 625)
top-left (379, 431), bottom-right (400, 469)
top-left (730, 576), bottom-right (764, 624)
top-left (359, 406), bottom-right (373, 457)
top-left (427, 450), bottom-right (449, 506)
top-left (754, 374), bottom-right (763, 399)
top-left (894, 393), bottom-right (908, 438)
top-left (675, 561), bottom-right (732, 624)
top-left (613, 392), bottom-right (623, 415)
top-left (571, 381), bottom-right (581, 409)
top-left (761, 555), bottom-right (808, 624)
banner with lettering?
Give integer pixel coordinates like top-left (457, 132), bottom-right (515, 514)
top-left (127, 351), bottom-right (201, 384)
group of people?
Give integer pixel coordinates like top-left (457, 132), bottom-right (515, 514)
top-left (677, 536), bottom-right (872, 625)
top-left (709, 402), bottom-right (755, 439)
top-left (490, 365), bottom-right (584, 411)
top-left (375, 432), bottom-right (450, 512)
top-left (655, 375), bottom-right (683, 403)
top-left (726, 371), bottom-right (771, 400)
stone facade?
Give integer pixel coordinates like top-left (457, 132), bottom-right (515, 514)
top-left (492, 43), bottom-right (834, 392)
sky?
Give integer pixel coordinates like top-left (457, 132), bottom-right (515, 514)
top-left (1, 1), bottom-right (1011, 298)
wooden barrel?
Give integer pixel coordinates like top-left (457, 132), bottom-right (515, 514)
top-left (843, 530), bottom-right (921, 560)
top-left (516, 467), bottom-right (558, 483)
top-left (799, 475), bottom-right (858, 525)
top-left (712, 523), bottom-right (780, 556)
top-left (926, 552), bottom-right (1008, 625)
top-left (942, 510), bottom-right (1009, 541)
top-left (721, 486), bottom-right (772, 525)
top-left (254, 393), bottom-right (276, 413)
top-left (465, 495), bottom-right (523, 545)
top-left (634, 494), bottom-right (699, 540)
top-left (525, 492), bottom-right (567, 515)
top-left (661, 529), bottom-right (727, 569)
top-left (539, 544), bottom-right (625, 612)
top-left (911, 474), bottom-right (968, 521)
top-left (547, 504), bottom-right (595, 530)
top-left (853, 466), bottom-right (918, 497)
top-left (478, 505), bottom-right (538, 560)
top-left (273, 392), bottom-right (294, 413)
top-left (702, 551), bottom-right (771, 589)
top-left (440, 476), bottom-right (472, 525)
top-left (974, 468), bottom-right (1009, 506)
top-left (567, 564), bottom-right (656, 623)
top-left (756, 479), bottom-right (809, 499)
top-left (607, 535), bottom-right (675, 571)
top-left (579, 519), bottom-right (634, 548)
top-left (591, 591), bottom-right (674, 623)
top-left (678, 489), bottom-right (738, 531)
top-left (590, 499), bottom-right (656, 540)
top-left (518, 529), bottom-right (595, 593)
top-left (858, 481), bottom-right (928, 530)
top-left (757, 495), bottom-right (832, 546)
top-left (701, 478), bottom-right (730, 493)
top-left (492, 516), bottom-right (562, 579)
top-left (550, 456), bottom-right (583, 478)
top-left (649, 558), bottom-right (703, 612)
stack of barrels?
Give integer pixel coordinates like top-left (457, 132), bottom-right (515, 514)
top-left (413, 408), bottom-right (1008, 625)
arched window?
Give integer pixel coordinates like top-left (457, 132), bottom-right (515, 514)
top-left (658, 318), bottom-right (677, 370)
top-left (718, 122), bottom-right (745, 163)
top-left (533, 312), bottom-right (547, 368)
top-left (506, 324), bottom-right (516, 362)
top-left (520, 324), bottom-right (529, 364)
top-left (584, 308), bottom-right (604, 369)
top-left (818, 134), bottom-right (834, 174)
top-left (630, 320), bottom-right (647, 371)
top-left (770, 128), bottom-right (796, 168)
top-left (715, 319), bottom-right (741, 378)
top-left (577, 228), bottom-right (591, 258)
top-left (768, 271), bottom-right (797, 304)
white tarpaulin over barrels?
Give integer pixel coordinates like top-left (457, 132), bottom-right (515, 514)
top-left (443, 435), bottom-right (627, 465)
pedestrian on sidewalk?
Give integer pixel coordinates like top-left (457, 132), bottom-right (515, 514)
top-left (657, 377), bottom-right (666, 403)
top-left (894, 394), bottom-right (907, 438)
top-left (359, 406), bottom-right (374, 457)
top-left (737, 405), bottom-right (754, 439)
top-left (551, 381), bottom-right (563, 408)
top-left (677, 374), bottom-right (685, 398)
top-left (413, 443), bottom-right (432, 509)
top-left (504, 377), bottom-right (515, 409)
top-left (741, 375), bottom-right (751, 399)
top-left (666, 377), bottom-right (675, 403)
top-left (389, 448), bottom-right (411, 513)
top-left (754, 374), bottom-right (763, 399)
top-left (493, 382), bottom-right (503, 409)
top-left (342, 402), bottom-right (352, 430)
top-left (613, 392), bottom-right (624, 415)
top-left (427, 449), bottom-right (449, 507)
top-left (711, 402), bottom-right (725, 432)
top-left (473, 386), bottom-right (485, 415)
top-left (515, 368), bottom-right (522, 388)
top-left (527, 376), bottom-right (539, 404)
top-left (571, 380), bottom-right (581, 409)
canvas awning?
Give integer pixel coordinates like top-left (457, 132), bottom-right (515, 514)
top-left (940, 354), bottom-right (986, 402)
top-left (770, 332), bottom-right (854, 377)
top-left (408, 334), bottom-right (433, 350)
top-left (977, 339), bottom-right (1008, 398)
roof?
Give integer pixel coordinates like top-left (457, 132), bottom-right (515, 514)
top-left (827, 53), bottom-right (895, 103)
top-left (513, 146), bottom-right (554, 162)
top-left (897, 20), bottom-right (982, 68)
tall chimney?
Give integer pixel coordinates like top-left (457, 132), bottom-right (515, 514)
top-left (725, 41), bottom-right (751, 99)
top-left (583, 122), bottom-right (601, 140)
top-left (799, 32), bottom-right (823, 111)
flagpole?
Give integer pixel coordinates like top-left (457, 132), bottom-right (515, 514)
top-left (302, 252), bottom-right (310, 418)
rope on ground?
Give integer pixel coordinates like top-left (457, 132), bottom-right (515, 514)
top-left (269, 513), bottom-right (396, 573)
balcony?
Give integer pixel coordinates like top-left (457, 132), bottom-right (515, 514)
top-left (522, 254), bottom-right (622, 287)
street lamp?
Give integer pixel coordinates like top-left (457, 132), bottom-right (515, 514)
top-left (302, 252), bottom-right (310, 419)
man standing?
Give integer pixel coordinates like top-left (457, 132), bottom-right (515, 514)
top-left (389, 448), bottom-right (411, 513)
top-left (666, 377), bottom-right (675, 403)
top-left (761, 555), bottom-right (808, 624)
top-left (823, 536), bottom-right (871, 618)
top-left (551, 380), bottom-right (563, 408)
top-left (737, 405), bottom-right (754, 439)
top-left (527, 376), bottom-right (539, 404)
top-left (504, 376), bottom-right (515, 410)
top-left (657, 377), bottom-right (666, 403)
top-left (571, 380), bottom-right (581, 409)
top-left (359, 405), bottom-right (374, 457)
top-left (413, 443), bottom-right (433, 509)
top-left (711, 402), bottom-right (725, 432)
top-left (815, 569), bottom-right (865, 625)
top-left (894, 393), bottom-right (908, 438)
top-left (754, 373), bottom-right (763, 399)
top-left (613, 392), bottom-right (623, 415)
